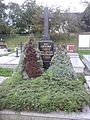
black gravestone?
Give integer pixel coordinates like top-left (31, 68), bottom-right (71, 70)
top-left (39, 41), bottom-right (54, 69)
top-left (38, 7), bottom-right (54, 69)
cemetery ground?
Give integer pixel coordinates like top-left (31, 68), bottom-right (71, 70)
top-left (1, 33), bottom-right (77, 48)
top-left (0, 33), bottom-right (90, 120)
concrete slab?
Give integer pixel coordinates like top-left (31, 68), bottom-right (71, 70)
top-left (70, 58), bottom-right (85, 73)
top-left (0, 54), bottom-right (20, 68)
top-left (83, 55), bottom-right (90, 70)
top-left (6, 57), bottom-right (19, 64)
top-left (0, 110), bottom-right (90, 120)
top-left (0, 56), bottom-right (17, 64)
top-left (68, 53), bottom-right (79, 58)
top-left (0, 49), bottom-right (10, 55)
top-left (85, 76), bottom-right (90, 89)
top-left (84, 55), bottom-right (90, 62)
top-left (8, 52), bottom-right (21, 57)
top-left (0, 76), bottom-right (8, 84)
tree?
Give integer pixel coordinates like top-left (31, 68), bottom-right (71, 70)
top-left (31, 5), bottom-right (43, 33)
top-left (0, 0), bottom-right (7, 22)
top-left (50, 8), bottom-right (66, 35)
top-left (0, 0), bottom-right (9, 34)
top-left (48, 47), bottom-right (76, 80)
top-left (21, 0), bottom-right (37, 33)
top-left (0, 22), bottom-right (11, 34)
top-left (82, 3), bottom-right (90, 31)
top-left (22, 35), bottom-right (43, 79)
top-left (50, 7), bottom-right (85, 36)
top-left (64, 12), bottom-right (85, 34)
top-left (8, 2), bottom-right (21, 25)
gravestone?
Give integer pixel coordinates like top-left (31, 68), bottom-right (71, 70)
top-left (0, 39), bottom-right (7, 49)
top-left (38, 7), bottom-right (54, 69)
top-left (78, 34), bottom-right (90, 49)
top-left (67, 44), bottom-right (76, 53)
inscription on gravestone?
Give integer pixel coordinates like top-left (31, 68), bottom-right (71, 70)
top-left (38, 7), bottom-right (54, 69)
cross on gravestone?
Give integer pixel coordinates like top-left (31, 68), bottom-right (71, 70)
top-left (43, 7), bottom-right (50, 40)
top-left (42, 7), bottom-right (53, 40)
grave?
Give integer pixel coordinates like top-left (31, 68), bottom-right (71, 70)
top-left (0, 39), bottom-right (11, 55)
top-left (67, 53), bottom-right (79, 58)
top-left (68, 53), bottom-right (85, 73)
top-left (85, 76), bottom-right (90, 89)
top-left (67, 44), bottom-right (76, 53)
top-left (38, 7), bottom-right (54, 69)
top-left (0, 53), bottom-right (20, 69)
top-left (70, 57), bottom-right (85, 73)
top-left (0, 39), bottom-right (7, 49)
top-left (0, 49), bottom-right (10, 55)
top-left (83, 55), bottom-right (90, 70)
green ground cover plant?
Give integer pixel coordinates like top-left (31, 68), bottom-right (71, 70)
top-left (0, 68), bottom-right (13, 77)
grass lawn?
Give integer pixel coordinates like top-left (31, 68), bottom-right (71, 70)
top-left (0, 68), bottom-right (13, 77)
top-left (78, 50), bottom-right (90, 55)
top-left (0, 33), bottom-right (78, 49)
top-left (5, 34), bottom-right (29, 48)
top-left (0, 33), bottom-right (89, 56)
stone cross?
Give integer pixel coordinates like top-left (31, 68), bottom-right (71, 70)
top-left (42, 7), bottom-right (53, 40)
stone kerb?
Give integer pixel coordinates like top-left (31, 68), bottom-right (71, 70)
top-left (0, 110), bottom-right (90, 120)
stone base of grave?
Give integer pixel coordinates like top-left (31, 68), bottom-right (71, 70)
top-left (68, 53), bottom-right (85, 73)
top-left (0, 55), bottom-right (20, 69)
top-left (0, 49), bottom-right (10, 56)
top-left (0, 110), bottom-right (90, 120)
top-left (83, 55), bottom-right (90, 70)
top-left (67, 53), bottom-right (79, 58)
top-left (85, 76), bottom-right (90, 89)
top-left (0, 64), bottom-right (18, 69)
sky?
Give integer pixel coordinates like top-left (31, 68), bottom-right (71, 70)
top-left (4, 0), bottom-right (90, 12)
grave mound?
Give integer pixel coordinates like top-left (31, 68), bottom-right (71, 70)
top-left (0, 45), bottom-right (89, 113)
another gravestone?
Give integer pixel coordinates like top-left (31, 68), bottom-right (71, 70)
top-left (78, 34), bottom-right (90, 71)
top-left (78, 34), bottom-right (90, 49)
top-left (0, 38), bottom-right (7, 49)
top-left (38, 7), bottom-right (54, 69)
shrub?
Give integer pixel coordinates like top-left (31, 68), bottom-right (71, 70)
top-left (48, 47), bottom-right (76, 80)
top-left (15, 35), bottom-right (43, 79)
